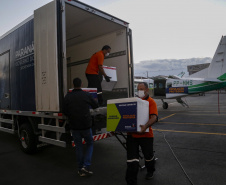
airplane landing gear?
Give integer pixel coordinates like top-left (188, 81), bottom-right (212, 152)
top-left (163, 102), bottom-right (168, 109)
top-left (161, 99), bottom-right (168, 109)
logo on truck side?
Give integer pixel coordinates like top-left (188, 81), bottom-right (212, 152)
top-left (15, 42), bottom-right (34, 59)
top-left (15, 42), bottom-right (34, 70)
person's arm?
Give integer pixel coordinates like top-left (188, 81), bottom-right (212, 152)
top-left (140, 115), bottom-right (158, 133)
top-left (88, 93), bottom-right (99, 109)
top-left (98, 65), bottom-right (107, 77)
top-left (97, 53), bottom-right (111, 82)
top-left (140, 99), bottom-right (158, 133)
top-left (99, 65), bottom-right (111, 82)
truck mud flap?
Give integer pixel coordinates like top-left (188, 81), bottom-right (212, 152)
top-left (39, 136), bottom-right (66, 148)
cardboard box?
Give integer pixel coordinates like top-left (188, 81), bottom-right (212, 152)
top-left (107, 97), bottom-right (149, 132)
top-left (101, 66), bottom-right (117, 91)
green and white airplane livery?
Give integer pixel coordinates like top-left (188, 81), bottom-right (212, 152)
top-left (151, 36), bottom-right (226, 109)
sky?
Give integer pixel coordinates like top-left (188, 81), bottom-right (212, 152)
top-left (1, 0), bottom-right (226, 65)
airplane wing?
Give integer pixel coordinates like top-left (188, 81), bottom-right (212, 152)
top-left (203, 78), bottom-right (222, 82)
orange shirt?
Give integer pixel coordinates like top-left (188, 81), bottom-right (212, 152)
top-left (85, 51), bottom-right (105, 75)
top-left (132, 96), bottom-right (158, 138)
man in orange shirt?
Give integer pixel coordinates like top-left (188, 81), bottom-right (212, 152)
top-left (85, 45), bottom-right (111, 106)
top-left (126, 82), bottom-right (158, 185)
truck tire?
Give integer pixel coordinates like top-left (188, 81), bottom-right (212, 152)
top-left (19, 124), bottom-right (37, 154)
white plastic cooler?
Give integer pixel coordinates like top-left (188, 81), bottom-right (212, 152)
top-left (101, 66), bottom-right (117, 91)
top-left (107, 97), bottom-right (149, 132)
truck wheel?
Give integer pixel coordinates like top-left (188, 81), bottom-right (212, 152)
top-left (162, 102), bottom-right (168, 109)
top-left (19, 124), bottom-right (37, 154)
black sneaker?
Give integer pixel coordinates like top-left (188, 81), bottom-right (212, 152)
top-left (82, 167), bottom-right (93, 176)
top-left (145, 172), bottom-right (153, 180)
top-left (78, 169), bottom-right (86, 177)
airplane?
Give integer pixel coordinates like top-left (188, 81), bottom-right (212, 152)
top-left (142, 35), bottom-right (226, 109)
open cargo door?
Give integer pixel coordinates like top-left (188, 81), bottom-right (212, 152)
top-left (34, 1), bottom-right (60, 112)
top-left (128, 28), bottom-right (134, 97)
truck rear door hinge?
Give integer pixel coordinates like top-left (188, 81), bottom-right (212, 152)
top-left (127, 28), bottom-right (131, 35)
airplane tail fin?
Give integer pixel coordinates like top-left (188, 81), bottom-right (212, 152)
top-left (208, 36), bottom-right (226, 80)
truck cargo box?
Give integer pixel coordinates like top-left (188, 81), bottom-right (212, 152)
top-left (0, 17), bottom-right (35, 111)
top-left (0, 0), bottom-right (134, 112)
top-left (0, 0), bottom-right (134, 152)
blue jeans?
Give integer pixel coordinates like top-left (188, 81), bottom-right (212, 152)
top-left (71, 128), bottom-right (93, 170)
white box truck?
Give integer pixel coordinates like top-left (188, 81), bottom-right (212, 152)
top-left (0, 0), bottom-right (134, 153)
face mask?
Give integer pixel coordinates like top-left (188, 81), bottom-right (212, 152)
top-left (105, 53), bottom-right (110, 57)
top-left (137, 90), bottom-right (145, 98)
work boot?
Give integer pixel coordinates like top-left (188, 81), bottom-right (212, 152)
top-left (145, 172), bottom-right (153, 180)
top-left (145, 157), bottom-right (155, 180)
top-left (126, 161), bottom-right (139, 185)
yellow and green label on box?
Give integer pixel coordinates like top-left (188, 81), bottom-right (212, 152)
top-left (107, 102), bottom-right (137, 132)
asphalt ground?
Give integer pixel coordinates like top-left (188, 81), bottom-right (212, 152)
top-left (0, 91), bottom-right (226, 185)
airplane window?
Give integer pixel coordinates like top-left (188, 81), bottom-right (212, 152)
top-left (134, 83), bottom-right (138, 93)
top-left (167, 83), bottom-right (172, 88)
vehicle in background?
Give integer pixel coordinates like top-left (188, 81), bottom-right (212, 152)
top-left (151, 36), bottom-right (226, 109)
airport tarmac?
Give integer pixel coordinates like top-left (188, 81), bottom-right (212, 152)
top-left (0, 91), bottom-right (225, 185)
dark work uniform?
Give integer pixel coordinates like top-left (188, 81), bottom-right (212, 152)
top-left (85, 50), bottom-right (105, 105)
top-left (63, 89), bottom-right (98, 170)
top-left (63, 89), bottom-right (98, 130)
top-left (126, 95), bottom-right (158, 185)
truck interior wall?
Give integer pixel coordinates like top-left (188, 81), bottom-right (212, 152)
top-left (66, 29), bottom-right (129, 101)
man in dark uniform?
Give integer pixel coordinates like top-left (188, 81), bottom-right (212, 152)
top-left (63, 78), bottom-right (98, 177)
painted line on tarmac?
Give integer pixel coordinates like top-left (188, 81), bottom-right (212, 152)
top-left (191, 105), bottom-right (226, 107)
top-left (160, 122), bottom-right (226, 127)
top-left (188, 111), bottom-right (226, 113)
top-left (159, 114), bottom-right (176, 121)
top-left (176, 113), bottom-right (226, 116)
top-left (153, 129), bottom-right (226, 136)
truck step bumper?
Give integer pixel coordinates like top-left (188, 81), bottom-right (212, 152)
top-left (39, 136), bottom-right (66, 147)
